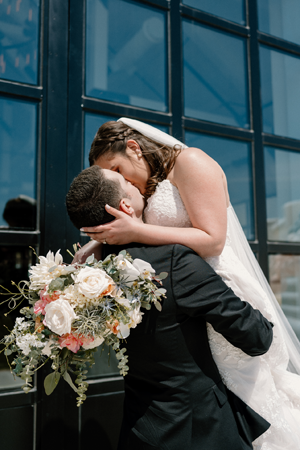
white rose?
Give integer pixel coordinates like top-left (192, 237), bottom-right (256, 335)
top-left (132, 259), bottom-right (155, 280)
top-left (74, 267), bottom-right (113, 298)
top-left (114, 255), bottom-right (140, 285)
top-left (82, 336), bottom-right (105, 350)
top-left (44, 299), bottom-right (77, 336)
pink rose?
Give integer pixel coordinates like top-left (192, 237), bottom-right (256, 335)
top-left (58, 333), bottom-right (93, 353)
top-left (34, 289), bottom-right (60, 315)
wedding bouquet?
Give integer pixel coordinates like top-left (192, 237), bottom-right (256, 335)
top-left (0, 246), bottom-right (167, 406)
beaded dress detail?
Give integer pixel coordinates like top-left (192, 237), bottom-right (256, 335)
top-left (144, 179), bottom-right (300, 450)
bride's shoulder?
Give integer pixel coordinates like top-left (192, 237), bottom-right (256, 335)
top-left (174, 147), bottom-right (222, 176)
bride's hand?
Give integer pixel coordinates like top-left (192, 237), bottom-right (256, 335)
top-left (80, 205), bottom-right (141, 245)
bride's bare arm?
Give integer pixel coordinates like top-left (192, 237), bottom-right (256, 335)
top-left (72, 240), bottom-right (103, 264)
top-left (81, 148), bottom-right (228, 258)
top-left (170, 148), bottom-right (228, 256)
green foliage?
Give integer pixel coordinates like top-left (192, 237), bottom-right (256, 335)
top-left (63, 371), bottom-right (78, 393)
top-left (44, 371), bottom-right (61, 395)
top-left (157, 272), bottom-right (168, 280)
top-left (48, 274), bottom-right (74, 293)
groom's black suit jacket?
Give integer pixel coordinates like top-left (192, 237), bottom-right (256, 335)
top-left (103, 243), bottom-right (273, 450)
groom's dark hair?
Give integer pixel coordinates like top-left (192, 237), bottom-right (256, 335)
top-left (66, 166), bottom-right (126, 229)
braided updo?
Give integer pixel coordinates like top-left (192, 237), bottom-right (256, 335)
top-left (89, 121), bottom-right (181, 198)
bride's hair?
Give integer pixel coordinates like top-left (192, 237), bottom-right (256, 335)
top-left (89, 121), bottom-right (181, 198)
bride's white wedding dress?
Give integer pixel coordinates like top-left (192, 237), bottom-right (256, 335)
top-left (144, 179), bottom-right (300, 450)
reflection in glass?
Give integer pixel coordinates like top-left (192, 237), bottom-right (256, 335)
top-left (0, 246), bottom-right (34, 390)
top-left (257, 0), bottom-right (300, 45)
top-left (183, 20), bottom-right (249, 128)
top-left (84, 113), bottom-right (116, 169)
top-left (84, 113), bottom-right (169, 169)
top-left (264, 147), bottom-right (300, 242)
top-left (185, 131), bottom-right (254, 240)
top-left (0, 97), bottom-right (37, 229)
top-left (0, 0), bottom-right (40, 85)
top-left (183, 0), bottom-right (245, 25)
top-left (86, 0), bottom-right (167, 112)
top-left (269, 254), bottom-right (300, 340)
top-left (260, 46), bottom-right (300, 140)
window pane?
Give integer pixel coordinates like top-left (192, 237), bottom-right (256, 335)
top-left (257, 0), bottom-right (300, 45)
top-left (0, 246), bottom-right (34, 391)
top-left (84, 113), bottom-right (169, 169)
top-left (0, 0), bottom-right (40, 85)
top-left (182, 0), bottom-right (245, 25)
top-left (85, 0), bottom-right (168, 112)
top-left (183, 20), bottom-right (249, 128)
top-left (269, 254), bottom-right (300, 340)
top-left (185, 131), bottom-right (254, 240)
top-left (84, 113), bottom-right (116, 169)
top-left (0, 97), bottom-right (37, 230)
top-left (86, 344), bottom-right (119, 379)
top-left (264, 146), bottom-right (300, 242)
top-left (260, 46), bottom-right (300, 140)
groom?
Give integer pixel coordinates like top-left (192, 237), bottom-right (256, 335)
top-left (66, 166), bottom-right (273, 450)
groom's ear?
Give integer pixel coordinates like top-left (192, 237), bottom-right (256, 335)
top-left (119, 198), bottom-right (134, 216)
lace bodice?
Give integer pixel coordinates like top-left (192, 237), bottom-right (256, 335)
top-left (144, 180), bottom-right (192, 228)
top-left (143, 178), bottom-right (300, 450)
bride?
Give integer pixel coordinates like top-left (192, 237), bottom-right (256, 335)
top-left (80, 118), bottom-right (300, 449)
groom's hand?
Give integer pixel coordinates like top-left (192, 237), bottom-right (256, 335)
top-left (80, 205), bottom-right (140, 245)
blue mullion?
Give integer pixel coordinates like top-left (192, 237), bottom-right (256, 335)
top-left (82, 97), bottom-right (172, 125)
top-left (181, 5), bottom-right (250, 38)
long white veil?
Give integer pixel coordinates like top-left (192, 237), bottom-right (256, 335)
top-left (118, 116), bottom-right (300, 375)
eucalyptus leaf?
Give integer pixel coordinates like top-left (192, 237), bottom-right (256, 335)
top-left (48, 265), bottom-right (57, 273)
top-left (22, 385), bottom-right (32, 393)
top-left (61, 347), bottom-right (69, 360)
top-left (64, 266), bottom-right (76, 273)
top-left (119, 250), bottom-right (126, 256)
top-left (63, 371), bottom-right (78, 393)
top-left (42, 329), bottom-right (52, 336)
top-left (20, 373), bottom-right (32, 381)
top-left (86, 254), bottom-right (95, 264)
top-left (141, 301), bottom-right (151, 310)
top-left (44, 371), bottom-right (61, 395)
top-left (158, 272), bottom-right (168, 280)
top-left (48, 278), bottom-right (65, 291)
top-left (102, 254), bottom-right (112, 263)
top-left (155, 288), bottom-right (166, 295)
top-left (154, 301), bottom-right (162, 312)
top-left (63, 274), bottom-right (74, 287)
